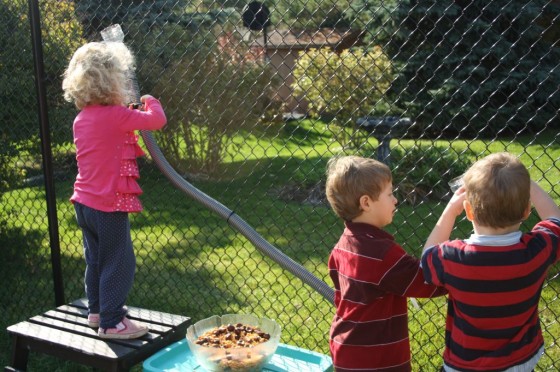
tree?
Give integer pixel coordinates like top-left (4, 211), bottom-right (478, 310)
top-left (291, 47), bottom-right (394, 122)
top-left (381, 0), bottom-right (560, 137)
top-left (344, 0), bottom-right (399, 44)
top-left (144, 26), bottom-right (280, 176)
top-left (1, 0), bottom-right (85, 148)
top-left (1, 0), bottom-right (36, 147)
top-left (73, 0), bottom-right (191, 37)
top-left (272, 0), bottom-right (353, 29)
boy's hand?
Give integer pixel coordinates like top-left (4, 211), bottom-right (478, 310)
top-left (446, 186), bottom-right (466, 217)
top-left (530, 180), bottom-right (560, 220)
top-left (423, 186), bottom-right (466, 251)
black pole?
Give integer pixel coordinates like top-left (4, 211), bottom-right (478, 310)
top-left (263, 27), bottom-right (269, 62)
top-left (28, 0), bottom-right (65, 306)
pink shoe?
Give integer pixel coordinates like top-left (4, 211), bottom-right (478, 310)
top-left (98, 317), bottom-right (148, 339)
top-left (88, 313), bottom-right (100, 328)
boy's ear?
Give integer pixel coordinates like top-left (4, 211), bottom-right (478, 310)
top-left (359, 195), bottom-right (371, 210)
top-left (522, 202), bottom-right (532, 220)
top-left (464, 200), bottom-right (475, 221)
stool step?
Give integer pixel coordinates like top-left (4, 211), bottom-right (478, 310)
top-left (6, 299), bottom-right (191, 372)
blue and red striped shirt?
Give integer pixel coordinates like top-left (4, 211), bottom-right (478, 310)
top-left (329, 222), bottom-right (446, 371)
top-left (422, 218), bottom-right (560, 371)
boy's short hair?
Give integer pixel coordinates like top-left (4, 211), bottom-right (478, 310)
top-left (325, 156), bottom-right (392, 221)
top-left (463, 152), bottom-right (530, 228)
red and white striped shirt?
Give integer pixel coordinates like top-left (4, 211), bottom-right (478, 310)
top-left (329, 222), bottom-right (446, 371)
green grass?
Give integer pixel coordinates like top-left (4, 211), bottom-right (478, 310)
top-left (1, 122), bottom-right (559, 370)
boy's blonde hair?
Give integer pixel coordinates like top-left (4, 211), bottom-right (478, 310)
top-left (464, 152), bottom-right (530, 228)
top-left (62, 42), bottom-right (135, 109)
top-left (326, 156), bottom-right (392, 221)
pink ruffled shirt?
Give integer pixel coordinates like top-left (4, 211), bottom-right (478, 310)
top-left (70, 97), bottom-right (167, 212)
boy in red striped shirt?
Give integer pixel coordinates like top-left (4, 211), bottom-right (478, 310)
top-left (422, 152), bottom-right (560, 371)
top-left (326, 156), bottom-right (446, 371)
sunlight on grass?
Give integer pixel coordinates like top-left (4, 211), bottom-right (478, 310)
top-left (1, 125), bottom-right (559, 370)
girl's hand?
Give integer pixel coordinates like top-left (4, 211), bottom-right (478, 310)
top-left (140, 94), bottom-right (154, 103)
top-left (128, 102), bottom-right (143, 110)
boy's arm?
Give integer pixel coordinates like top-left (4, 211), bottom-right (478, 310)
top-left (423, 187), bottom-right (466, 252)
top-left (531, 181), bottom-right (560, 220)
top-left (378, 250), bottom-right (447, 298)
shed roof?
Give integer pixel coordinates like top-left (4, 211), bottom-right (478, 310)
top-left (250, 28), bottom-right (363, 50)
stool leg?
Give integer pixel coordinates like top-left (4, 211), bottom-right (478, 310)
top-left (10, 336), bottom-right (29, 371)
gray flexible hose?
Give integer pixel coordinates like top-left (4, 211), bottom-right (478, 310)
top-left (141, 131), bottom-right (335, 304)
top-left (101, 25), bottom-right (335, 305)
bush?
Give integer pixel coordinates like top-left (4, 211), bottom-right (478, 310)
top-left (0, 0), bottom-right (84, 207)
top-left (1, 0), bottom-right (85, 149)
top-left (0, 143), bottom-right (20, 196)
top-left (273, 0), bottom-right (351, 29)
top-left (273, 142), bottom-right (473, 207)
top-left (291, 47), bottom-right (395, 124)
top-left (150, 29), bottom-right (280, 176)
top-left (390, 145), bottom-right (474, 204)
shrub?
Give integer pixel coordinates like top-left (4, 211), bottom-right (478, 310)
top-left (273, 143), bottom-right (473, 207)
top-left (390, 146), bottom-right (474, 204)
top-left (150, 30), bottom-right (280, 176)
top-left (0, 0), bottom-right (83, 196)
top-left (0, 143), bottom-right (20, 196)
top-left (291, 47), bottom-right (394, 125)
top-left (1, 0), bottom-right (85, 148)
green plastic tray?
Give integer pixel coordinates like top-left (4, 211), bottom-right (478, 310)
top-left (143, 339), bottom-right (333, 371)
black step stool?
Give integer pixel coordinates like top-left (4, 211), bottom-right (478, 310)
top-left (5, 299), bottom-right (191, 371)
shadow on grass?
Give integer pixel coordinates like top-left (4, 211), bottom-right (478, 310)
top-left (130, 154), bottom-right (336, 264)
top-left (5, 130), bottom-right (560, 370)
top-left (0, 218), bottom-right (95, 370)
top-left (279, 119), bottom-right (332, 146)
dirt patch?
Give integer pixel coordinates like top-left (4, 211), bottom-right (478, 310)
top-left (270, 181), bottom-right (450, 207)
top-left (269, 181), bottom-right (328, 206)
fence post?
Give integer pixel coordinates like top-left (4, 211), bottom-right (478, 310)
top-left (28, 0), bottom-right (65, 306)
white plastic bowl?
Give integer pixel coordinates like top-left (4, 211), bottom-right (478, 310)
top-left (185, 314), bottom-right (281, 372)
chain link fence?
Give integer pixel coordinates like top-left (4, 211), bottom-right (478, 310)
top-left (1, 0), bottom-right (560, 370)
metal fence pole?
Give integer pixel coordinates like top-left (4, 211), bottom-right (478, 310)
top-left (28, 0), bottom-right (65, 306)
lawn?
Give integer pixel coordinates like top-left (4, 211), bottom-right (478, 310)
top-left (1, 121), bottom-right (559, 370)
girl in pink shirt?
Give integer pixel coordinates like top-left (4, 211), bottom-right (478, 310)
top-left (62, 41), bottom-right (166, 339)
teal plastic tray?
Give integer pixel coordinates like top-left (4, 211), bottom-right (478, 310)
top-left (143, 339), bottom-right (333, 372)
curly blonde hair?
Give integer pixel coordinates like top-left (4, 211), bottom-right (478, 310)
top-left (62, 42), bottom-right (135, 109)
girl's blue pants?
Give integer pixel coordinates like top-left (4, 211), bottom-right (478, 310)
top-left (74, 202), bottom-right (136, 329)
